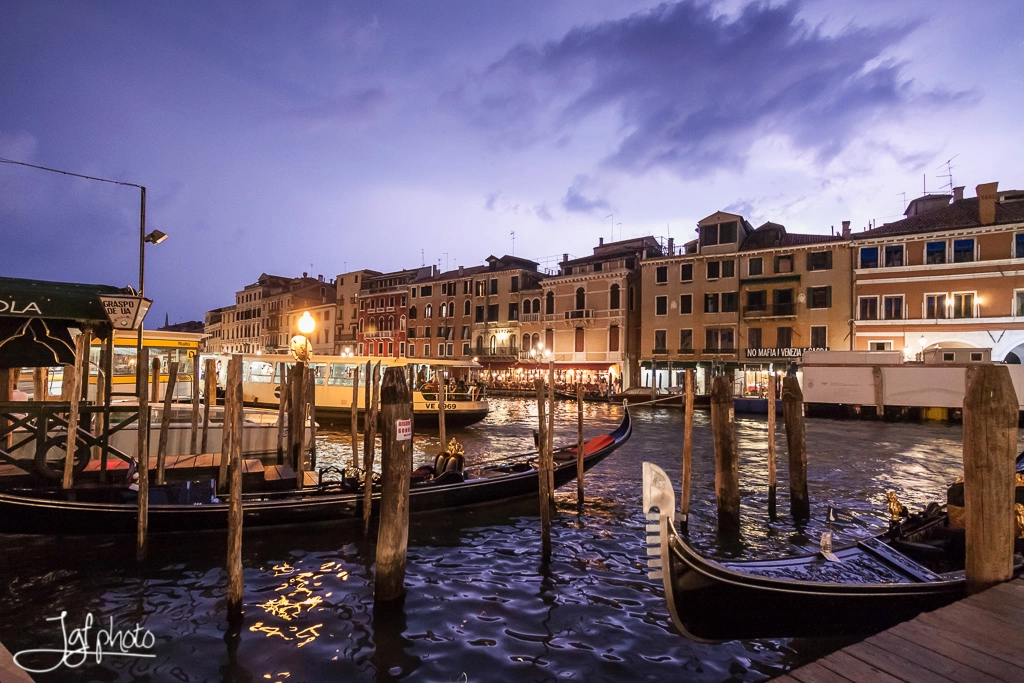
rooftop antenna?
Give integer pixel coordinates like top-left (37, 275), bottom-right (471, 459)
top-left (616, 222), bottom-right (622, 241)
top-left (923, 174), bottom-right (927, 195)
top-left (510, 230), bottom-right (515, 255)
top-left (897, 191), bottom-right (906, 211)
top-left (605, 213), bottom-right (613, 239)
top-left (421, 249), bottom-right (425, 266)
top-left (937, 154), bottom-right (958, 194)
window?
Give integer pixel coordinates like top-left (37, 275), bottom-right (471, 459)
top-left (424, 326), bottom-right (431, 339)
top-left (808, 286), bottom-right (831, 309)
top-left (423, 343), bottom-right (430, 357)
top-left (610, 284), bottom-right (620, 310)
top-left (508, 302), bottom-right (518, 320)
top-left (425, 304), bottom-right (432, 318)
top-left (420, 285), bottom-right (432, 297)
top-left (1016, 290), bottom-right (1024, 316)
top-left (511, 276), bottom-right (519, 293)
top-left (953, 239), bottom-right (975, 263)
top-left (721, 292), bottom-right (738, 313)
top-left (487, 304), bottom-right (499, 322)
top-left (746, 290), bottom-right (767, 312)
top-left (656, 266), bottom-right (668, 283)
top-left (883, 296), bottom-right (904, 320)
top-left (748, 257), bottom-right (763, 276)
top-left (884, 245), bottom-right (904, 267)
top-left (490, 278), bottom-right (498, 295)
top-left (1016, 233), bottom-right (1024, 258)
top-left (775, 254), bottom-right (793, 273)
top-left (680, 263), bottom-right (693, 281)
top-left (546, 291), bottom-right (555, 314)
top-left (926, 241), bottom-right (946, 264)
top-left (707, 261), bottom-right (720, 279)
top-left (679, 294), bottom-right (692, 315)
top-left (575, 287), bottom-right (586, 310)
top-left (575, 328), bottom-right (585, 352)
top-left (654, 330), bottom-right (667, 352)
top-left (439, 302), bottom-right (447, 318)
top-left (807, 251), bottom-right (832, 271)
top-left (706, 328), bottom-right (734, 351)
top-left (655, 296), bottom-right (668, 316)
top-left (722, 260), bottom-right (735, 278)
top-left (776, 327), bottom-right (793, 348)
top-left (475, 306), bottom-right (484, 323)
top-left (747, 327), bottom-right (762, 349)
top-left (952, 292), bottom-right (975, 318)
top-left (609, 325), bottom-right (620, 352)
top-left (925, 294), bottom-right (946, 319)
top-left (461, 325), bottom-right (470, 340)
top-left (859, 247), bottom-right (879, 269)
top-left (680, 329), bottom-right (693, 352)
top-left (704, 293), bottom-right (719, 313)
top-left (810, 326), bottom-right (827, 348)
top-left (773, 288), bottom-right (794, 316)
top-left (869, 341), bottom-right (892, 351)
top-left (464, 300), bottom-right (471, 316)
top-left (700, 220), bottom-right (737, 246)
top-left (859, 297), bottom-right (879, 320)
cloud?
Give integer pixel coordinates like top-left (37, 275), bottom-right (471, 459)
top-left (562, 175), bottom-right (610, 214)
top-left (453, 1), bottom-right (968, 178)
top-left (288, 86), bottom-right (388, 129)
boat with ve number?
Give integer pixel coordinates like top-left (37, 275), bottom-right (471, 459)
top-left (642, 459), bottom-right (1024, 642)
top-left (0, 406), bottom-right (632, 535)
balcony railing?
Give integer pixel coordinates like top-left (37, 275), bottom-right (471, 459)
top-left (742, 303), bottom-right (796, 318)
top-left (366, 331), bottom-right (395, 338)
top-left (564, 309), bottom-right (595, 319)
top-left (472, 346), bottom-right (519, 358)
top-left (520, 313), bottom-right (541, 323)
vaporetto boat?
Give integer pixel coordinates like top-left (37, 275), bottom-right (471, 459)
top-left (214, 353), bottom-right (490, 429)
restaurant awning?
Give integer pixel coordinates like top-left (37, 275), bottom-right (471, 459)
top-left (0, 276), bottom-right (149, 367)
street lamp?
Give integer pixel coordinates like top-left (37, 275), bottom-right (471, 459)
top-left (290, 311), bottom-right (315, 362)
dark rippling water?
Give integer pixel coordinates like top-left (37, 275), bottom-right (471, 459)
top-left (2, 398), bottom-right (1017, 682)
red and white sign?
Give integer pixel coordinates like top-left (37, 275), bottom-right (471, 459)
top-left (396, 419), bottom-right (412, 441)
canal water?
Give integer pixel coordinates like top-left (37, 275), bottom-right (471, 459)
top-left (1, 398), bottom-right (1016, 682)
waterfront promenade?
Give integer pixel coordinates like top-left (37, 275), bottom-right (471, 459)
top-left (775, 577), bottom-right (1024, 682)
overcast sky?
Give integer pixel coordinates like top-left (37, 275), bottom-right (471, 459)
top-left (2, 1), bottom-right (1021, 324)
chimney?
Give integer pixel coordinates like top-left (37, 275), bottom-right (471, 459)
top-left (318, 274), bottom-right (324, 282)
top-left (303, 271), bottom-right (308, 278)
top-left (562, 253), bottom-right (568, 263)
top-left (599, 237), bottom-right (604, 246)
top-left (458, 265), bottom-right (464, 276)
top-left (667, 237), bottom-right (674, 254)
top-left (977, 182), bottom-right (998, 225)
top-left (953, 186), bottom-right (964, 202)
top-left (841, 221), bottom-right (851, 239)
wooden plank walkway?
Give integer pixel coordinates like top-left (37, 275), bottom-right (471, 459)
top-left (774, 578), bottom-right (1024, 682)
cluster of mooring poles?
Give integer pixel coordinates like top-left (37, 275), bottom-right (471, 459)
top-left (675, 364), bottom-right (1019, 594)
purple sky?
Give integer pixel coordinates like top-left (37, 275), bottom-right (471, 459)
top-left (2, 1), bottom-right (1021, 324)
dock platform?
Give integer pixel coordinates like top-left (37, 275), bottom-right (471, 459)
top-left (775, 577), bottom-right (1024, 682)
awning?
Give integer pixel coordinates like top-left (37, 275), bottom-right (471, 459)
top-left (0, 276), bottom-right (148, 367)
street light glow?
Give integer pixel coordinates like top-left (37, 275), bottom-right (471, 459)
top-left (298, 311), bottom-right (315, 335)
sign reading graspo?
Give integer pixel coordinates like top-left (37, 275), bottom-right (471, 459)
top-left (99, 295), bottom-right (149, 330)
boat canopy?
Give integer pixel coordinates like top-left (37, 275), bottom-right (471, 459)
top-left (0, 276), bottom-right (147, 367)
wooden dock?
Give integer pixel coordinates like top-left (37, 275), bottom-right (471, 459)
top-left (775, 578), bottom-right (1024, 682)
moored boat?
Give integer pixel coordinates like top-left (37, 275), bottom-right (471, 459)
top-left (641, 461), bottom-right (1024, 642)
top-left (0, 407), bottom-right (631, 535)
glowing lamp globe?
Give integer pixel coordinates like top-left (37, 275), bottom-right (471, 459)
top-left (298, 311), bottom-right (316, 335)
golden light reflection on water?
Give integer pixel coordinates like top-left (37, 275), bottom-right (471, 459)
top-left (250, 560), bottom-right (345, 648)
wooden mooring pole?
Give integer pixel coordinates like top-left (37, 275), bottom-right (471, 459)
top-left (289, 363), bottom-right (306, 478)
top-left (710, 372), bottom-right (740, 534)
top-left (151, 356), bottom-right (161, 404)
top-left (363, 361), bottom-right (380, 534)
top-left (350, 363), bottom-right (360, 469)
top-left (962, 364), bottom-right (1018, 595)
top-left (576, 382), bottom-right (584, 506)
top-left (535, 379), bottom-right (551, 556)
top-left (276, 364), bottom-right (288, 464)
top-left (156, 361), bottom-right (178, 485)
top-left (375, 367), bottom-right (413, 603)
top-left (225, 354), bottom-right (245, 622)
top-left (136, 347), bottom-right (150, 561)
top-left (438, 370), bottom-right (446, 451)
top-left (546, 359), bottom-right (555, 506)
top-left (202, 358), bottom-right (215, 454)
top-left (681, 368), bottom-right (694, 524)
top-left (306, 369), bottom-right (317, 471)
top-left (0, 369), bottom-right (10, 451)
top-left (767, 373), bottom-right (778, 520)
top-left (190, 355), bottom-right (200, 454)
top-left (62, 333), bottom-right (88, 489)
top-left (782, 374), bottom-right (810, 521)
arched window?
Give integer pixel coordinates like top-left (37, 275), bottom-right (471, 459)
top-left (545, 291), bottom-right (554, 315)
top-left (523, 299), bottom-right (531, 315)
top-left (359, 319), bottom-right (364, 333)
top-left (400, 315), bottom-right (406, 331)
top-left (463, 299), bottom-right (471, 316)
top-left (575, 287), bottom-right (586, 310)
top-left (476, 335), bottom-right (484, 350)
top-left (489, 335), bottom-right (497, 353)
top-left (533, 298), bottom-right (540, 314)
top-left (440, 303), bottom-right (447, 318)
top-left (523, 333), bottom-right (530, 350)
top-left (610, 284), bottom-right (620, 310)
top-left (388, 315), bottom-right (394, 331)
top-left (425, 304), bottom-right (433, 318)
top-left (409, 305), bottom-right (418, 319)
top-left (378, 316), bottom-right (384, 333)
top-left (510, 335), bottom-right (517, 351)
top-left (531, 333), bottom-right (540, 350)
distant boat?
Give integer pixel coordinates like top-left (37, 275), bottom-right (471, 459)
top-left (641, 461), bottom-right (1024, 642)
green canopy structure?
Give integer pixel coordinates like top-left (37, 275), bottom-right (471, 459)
top-left (0, 276), bottom-right (149, 368)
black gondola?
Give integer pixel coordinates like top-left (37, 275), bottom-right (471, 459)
top-left (0, 407), bottom-right (630, 535)
top-left (641, 461), bottom-right (1024, 642)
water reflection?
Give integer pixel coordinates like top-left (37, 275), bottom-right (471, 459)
top-left (1, 398), bottom-right (1018, 682)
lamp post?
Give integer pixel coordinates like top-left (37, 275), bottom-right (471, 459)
top-left (135, 187), bottom-right (169, 396)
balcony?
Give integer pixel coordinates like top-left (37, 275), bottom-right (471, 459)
top-left (742, 303), bottom-right (796, 319)
top-left (564, 309), bottom-right (595, 320)
top-left (366, 331), bottom-right (395, 339)
top-left (652, 348), bottom-right (669, 355)
top-left (521, 313), bottom-right (541, 323)
top-left (472, 346), bottom-right (519, 360)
